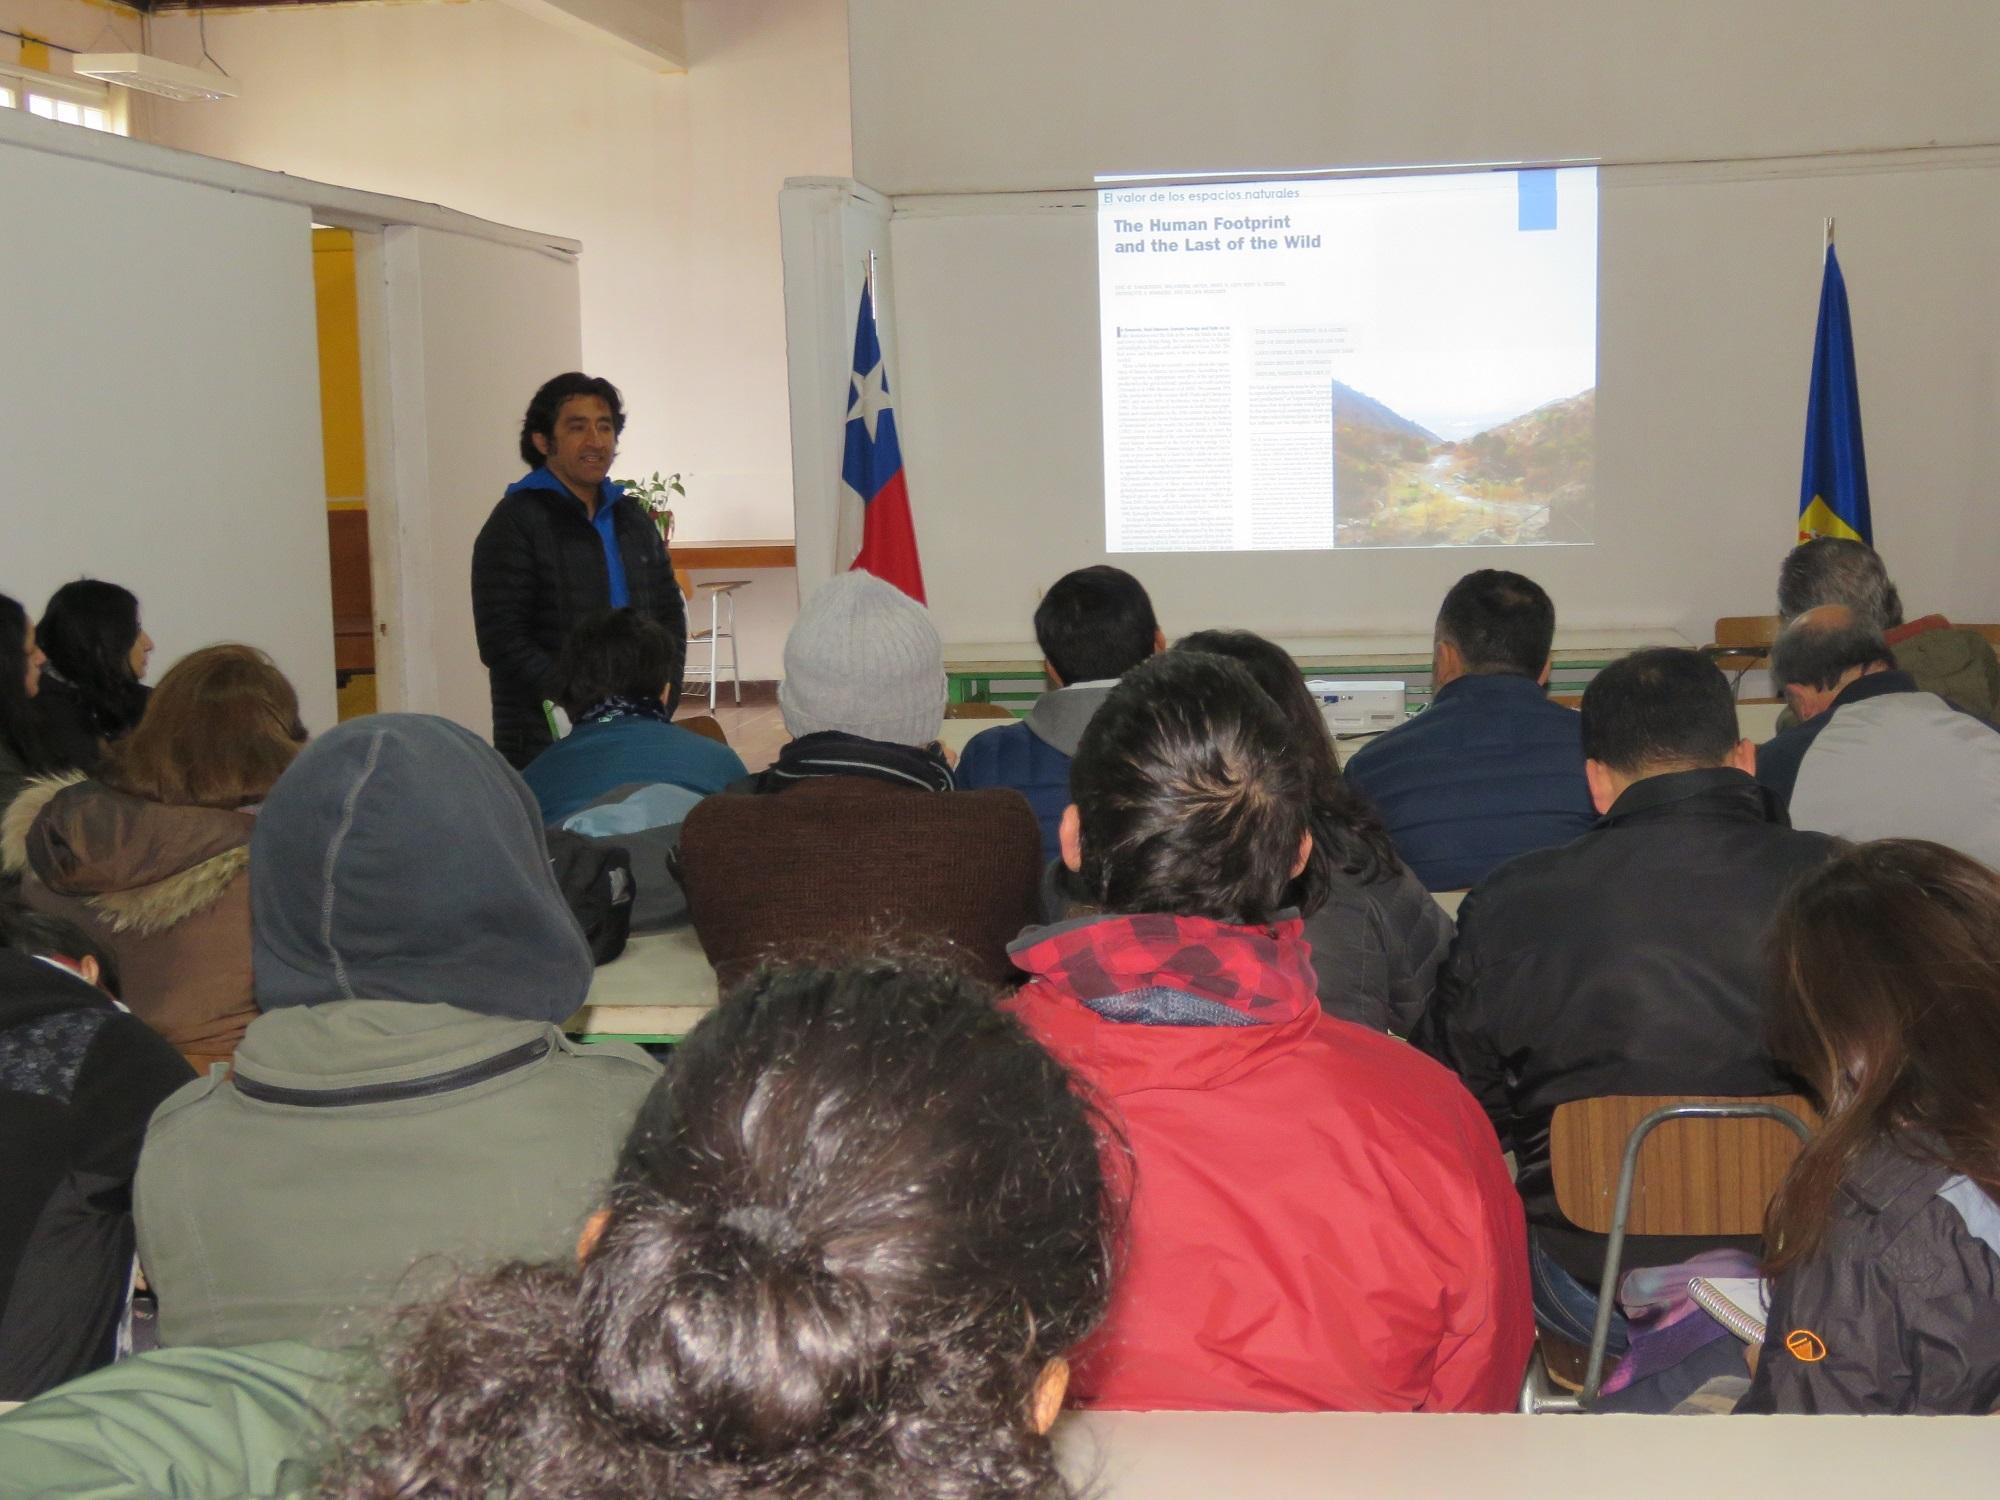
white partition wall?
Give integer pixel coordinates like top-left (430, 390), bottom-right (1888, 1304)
top-left (0, 116), bottom-right (336, 728)
top-left (0, 108), bottom-right (584, 740)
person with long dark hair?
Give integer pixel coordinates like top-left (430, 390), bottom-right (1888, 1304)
top-left (320, 957), bottom-right (1114, 1496)
top-left (0, 593), bottom-right (59, 821)
top-left (1738, 839), bottom-right (2000, 1415)
top-left (1177, 629), bottom-right (1451, 1034)
top-left (33, 580), bottom-right (153, 771)
top-left (0, 957), bottom-right (1118, 1497)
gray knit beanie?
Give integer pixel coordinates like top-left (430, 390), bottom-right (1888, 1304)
top-left (779, 572), bottom-right (947, 747)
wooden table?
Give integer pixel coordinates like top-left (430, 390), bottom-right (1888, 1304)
top-left (671, 539), bottom-right (796, 571)
top-left (1055, 1409), bottom-right (2000, 1498)
top-left (566, 927), bottom-right (718, 1044)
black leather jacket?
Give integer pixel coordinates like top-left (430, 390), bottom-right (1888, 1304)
top-left (1414, 767), bottom-right (1837, 1281)
top-left (1739, 1140), bottom-right (2000, 1414)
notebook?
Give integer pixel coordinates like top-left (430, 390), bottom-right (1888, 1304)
top-left (1689, 1276), bottom-right (1769, 1344)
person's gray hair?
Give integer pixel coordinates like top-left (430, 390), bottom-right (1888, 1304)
top-left (1769, 608), bottom-right (1895, 694)
top-left (1776, 538), bottom-right (1905, 629)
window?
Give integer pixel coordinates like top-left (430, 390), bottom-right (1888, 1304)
top-left (0, 68), bottom-right (121, 135)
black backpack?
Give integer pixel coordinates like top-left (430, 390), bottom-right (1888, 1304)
top-left (544, 828), bottom-right (634, 965)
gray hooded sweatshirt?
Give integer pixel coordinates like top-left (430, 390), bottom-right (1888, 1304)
top-left (134, 715), bottom-right (659, 1350)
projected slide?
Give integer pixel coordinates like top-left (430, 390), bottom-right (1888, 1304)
top-left (1098, 168), bottom-right (1597, 552)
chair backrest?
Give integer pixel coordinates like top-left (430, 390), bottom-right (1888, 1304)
top-left (679, 713), bottom-right (730, 745)
top-left (944, 700), bottom-right (1014, 720)
top-left (1714, 615), bottom-right (1781, 649)
top-left (1966, 623), bottom-right (2000, 647)
top-left (1551, 1094), bottom-right (1818, 1236)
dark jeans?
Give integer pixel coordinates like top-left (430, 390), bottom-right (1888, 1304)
top-left (1529, 1233), bottom-right (1629, 1355)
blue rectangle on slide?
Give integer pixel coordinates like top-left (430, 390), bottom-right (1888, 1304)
top-left (1517, 169), bottom-right (1557, 231)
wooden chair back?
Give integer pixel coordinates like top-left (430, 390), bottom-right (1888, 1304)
top-left (678, 714), bottom-right (730, 745)
top-left (1714, 615), bottom-right (1781, 649)
top-left (944, 700), bottom-right (1014, 719)
top-left (1551, 1094), bottom-right (1818, 1236)
top-left (1966, 623), bottom-right (2000, 647)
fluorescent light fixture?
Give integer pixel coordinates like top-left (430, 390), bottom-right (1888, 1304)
top-left (71, 53), bottom-right (238, 103)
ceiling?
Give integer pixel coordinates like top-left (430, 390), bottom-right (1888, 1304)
top-left (139, 2), bottom-right (383, 9)
top-left (130, 0), bottom-right (686, 71)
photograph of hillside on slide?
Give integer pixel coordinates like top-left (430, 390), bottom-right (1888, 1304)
top-left (1331, 380), bottom-right (1594, 547)
top-left (1097, 167), bottom-right (1597, 553)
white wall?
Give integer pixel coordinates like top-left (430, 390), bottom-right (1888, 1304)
top-left (883, 157), bottom-right (2000, 652)
top-left (145, 0), bottom-right (853, 676)
top-left (849, 0), bottom-right (2000, 196)
top-left (0, 111), bottom-right (338, 727)
top-left (825, 0), bottom-right (2000, 651)
top-left (369, 228), bottom-right (585, 738)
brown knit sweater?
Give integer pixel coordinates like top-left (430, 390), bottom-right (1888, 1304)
top-left (678, 776), bottom-right (1043, 989)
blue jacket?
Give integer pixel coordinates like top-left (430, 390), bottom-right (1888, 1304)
top-left (956, 683), bottom-right (1116, 865)
top-left (522, 715), bottom-right (747, 824)
top-left (1342, 673), bottom-right (1594, 891)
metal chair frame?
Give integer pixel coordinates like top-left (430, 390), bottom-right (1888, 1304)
top-left (684, 580), bottom-right (746, 711)
top-left (1522, 1099), bottom-right (1813, 1414)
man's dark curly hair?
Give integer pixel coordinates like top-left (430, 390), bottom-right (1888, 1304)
top-left (519, 372), bottom-right (627, 469)
top-left (319, 956), bottom-right (1120, 1500)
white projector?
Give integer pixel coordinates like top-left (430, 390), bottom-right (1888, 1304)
top-left (1307, 679), bottom-right (1407, 735)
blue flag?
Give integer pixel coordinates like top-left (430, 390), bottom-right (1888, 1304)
top-left (1798, 244), bottom-right (1871, 544)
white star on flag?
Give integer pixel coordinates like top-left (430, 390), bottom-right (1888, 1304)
top-left (848, 359), bottom-right (892, 443)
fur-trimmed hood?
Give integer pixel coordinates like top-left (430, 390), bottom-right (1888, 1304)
top-left (2, 773), bottom-right (253, 937)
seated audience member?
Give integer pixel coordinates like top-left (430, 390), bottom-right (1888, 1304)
top-left (1009, 651), bottom-right (1531, 1412)
top-left (1777, 536), bottom-right (1999, 721)
top-left (0, 903), bottom-right (193, 1400)
top-left (1757, 606), bottom-right (2000, 868)
top-left (1177, 629), bottom-right (1450, 1034)
top-left (1416, 649), bottom-right (1836, 1348)
top-left (32, 580), bottom-right (153, 773)
top-left (521, 607), bottom-right (746, 823)
top-left (3, 645), bottom-right (306, 1072)
top-left (1738, 841), bottom-right (2000, 1415)
top-left (0, 958), bottom-right (1114, 1500)
top-left (958, 565), bottom-right (1162, 861)
top-left (134, 714), bottom-right (660, 1349)
top-left (1342, 569), bottom-right (1593, 890)
top-left (679, 573), bottom-right (1041, 987)
top-left (0, 593), bottom-right (61, 822)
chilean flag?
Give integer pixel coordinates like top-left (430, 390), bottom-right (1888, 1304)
top-left (842, 277), bottom-right (926, 603)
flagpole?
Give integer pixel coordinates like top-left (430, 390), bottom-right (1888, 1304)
top-left (1823, 217), bottom-right (1834, 256)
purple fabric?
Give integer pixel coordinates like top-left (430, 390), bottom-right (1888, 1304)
top-left (1600, 1249), bottom-right (1760, 1396)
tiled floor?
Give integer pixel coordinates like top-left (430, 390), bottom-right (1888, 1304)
top-left (677, 680), bottom-right (786, 772)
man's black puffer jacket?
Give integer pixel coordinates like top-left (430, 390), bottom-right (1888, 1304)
top-left (470, 484), bottom-right (686, 768)
top-left (1413, 767), bottom-right (1838, 1282)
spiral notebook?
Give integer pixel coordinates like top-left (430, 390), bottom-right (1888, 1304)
top-left (1688, 1276), bottom-right (1769, 1344)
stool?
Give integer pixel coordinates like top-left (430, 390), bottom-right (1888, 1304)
top-left (685, 579), bottom-right (747, 710)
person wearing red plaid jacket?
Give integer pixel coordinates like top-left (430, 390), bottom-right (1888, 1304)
top-left (1006, 650), bottom-right (1532, 1412)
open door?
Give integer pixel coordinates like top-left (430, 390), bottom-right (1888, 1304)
top-left (313, 226), bottom-right (377, 720)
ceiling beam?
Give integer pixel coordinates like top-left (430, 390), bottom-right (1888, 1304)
top-left (493, 0), bottom-right (686, 73)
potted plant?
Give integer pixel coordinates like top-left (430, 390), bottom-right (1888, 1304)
top-left (617, 471), bottom-right (685, 542)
